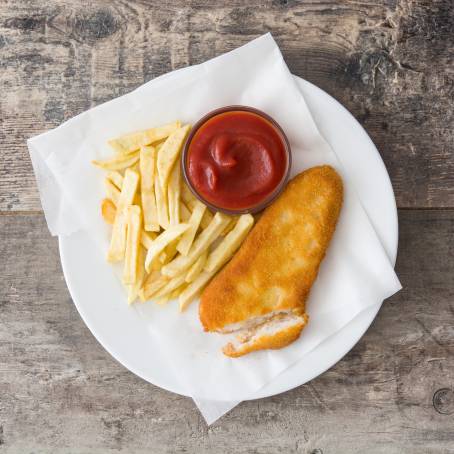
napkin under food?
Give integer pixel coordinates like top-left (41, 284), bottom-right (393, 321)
top-left (28, 34), bottom-right (401, 424)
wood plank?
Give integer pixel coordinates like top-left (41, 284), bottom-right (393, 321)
top-left (0, 0), bottom-right (453, 211)
top-left (0, 209), bottom-right (452, 452)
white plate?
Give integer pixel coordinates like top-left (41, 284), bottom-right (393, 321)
top-left (59, 76), bottom-right (398, 400)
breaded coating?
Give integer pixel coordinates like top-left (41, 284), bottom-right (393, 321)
top-left (199, 165), bottom-right (343, 356)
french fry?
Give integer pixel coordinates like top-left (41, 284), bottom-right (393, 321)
top-left (108, 121), bottom-right (181, 154)
top-left (139, 273), bottom-right (169, 301)
top-left (106, 171), bottom-right (124, 190)
top-left (127, 247), bottom-right (146, 304)
top-left (169, 283), bottom-right (187, 299)
top-left (189, 199), bottom-right (214, 229)
top-left (179, 271), bottom-right (215, 312)
top-left (155, 173), bottom-right (169, 229)
top-left (105, 178), bottom-right (121, 205)
top-left (102, 199), bottom-right (157, 252)
top-left (158, 250), bottom-right (168, 264)
top-left (181, 183), bottom-right (197, 206)
top-left (128, 161), bottom-right (141, 176)
top-left (205, 214), bottom-right (254, 273)
top-left (220, 216), bottom-right (237, 236)
top-left (151, 255), bottom-right (164, 272)
top-left (140, 145), bottom-right (159, 231)
top-left (163, 240), bottom-right (179, 264)
top-left (96, 121), bottom-right (254, 310)
top-left (177, 200), bottom-right (206, 256)
top-left (157, 239), bottom-right (179, 266)
top-left (161, 212), bottom-right (230, 277)
top-left (180, 201), bottom-right (191, 222)
top-left (155, 278), bottom-right (188, 304)
top-left (200, 209), bottom-right (214, 229)
top-left (153, 274), bottom-right (187, 299)
top-left (154, 295), bottom-right (171, 305)
top-left (101, 198), bottom-right (116, 224)
top-left (185, 250), bottom-right (208, 283)
top-left (157, 124), bottom-right (190, 192)
top-left (92, 150), bottom-right (139, 171)
top-left (123, 205), bottom-right (142, 285)
top-left (182, 183), bottom-right (213, 228)
top-left (167, 162), bottom-right (181, 225)
top-left (144, 223), bottom-right (190, 272)
top-left (140, 230), bottom-right (157, 249)
top-left (107, 169), bottom-right (139, 262)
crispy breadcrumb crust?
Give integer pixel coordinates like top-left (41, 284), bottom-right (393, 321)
top-left (200, 166), bottom-right (343, 329)
top-left (199, 165), bottom-right (343, 356)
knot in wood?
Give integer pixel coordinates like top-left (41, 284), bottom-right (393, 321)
top-left (433, 388), bottom-right (454, 415)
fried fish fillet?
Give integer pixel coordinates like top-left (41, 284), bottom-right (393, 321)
top-left (199, 165), bottom-right (343, 357)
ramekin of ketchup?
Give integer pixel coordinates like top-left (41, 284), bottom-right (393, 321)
top-left (182, 106), bottom-right (291, 215)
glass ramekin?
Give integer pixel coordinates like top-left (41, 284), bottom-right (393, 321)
top-left (181, 105), bottom-right (292, 215)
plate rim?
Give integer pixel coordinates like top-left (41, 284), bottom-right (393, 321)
top-left (58, 75), bottom-right (398, 401)
top-left (252, 77), bottom-right (398, 399)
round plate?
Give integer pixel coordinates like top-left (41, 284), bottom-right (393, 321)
top-left (59, 76), bottom-right (398, 400)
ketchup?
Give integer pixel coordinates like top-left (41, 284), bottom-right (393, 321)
top-left (186, 110), bottom-right (288, 211)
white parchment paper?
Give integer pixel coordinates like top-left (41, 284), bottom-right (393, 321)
top-left (28, 34), bottom-right (401, 424)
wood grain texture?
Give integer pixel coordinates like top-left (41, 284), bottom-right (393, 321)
top-left (1, 0), bottom-right (453, 452)
top-left (0, 210), bottom-right (453, 453)
top-left (0, 0), bottom-right (453, 211)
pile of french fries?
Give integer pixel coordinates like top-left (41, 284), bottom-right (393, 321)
top-left (92, 121), bottom-right (254, 311)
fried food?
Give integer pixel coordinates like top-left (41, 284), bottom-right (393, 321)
top-left (155, 172), bottom-right (170, 229)
top-left (176, 200), bottom-right (206, 256)
top-left (104, 178), bottom-right (120, 205)
top-left (108, 121), bottom-right (181, 154)
top-left (204, 214), bottom-right (254, 273)
top-left (106, 171), bottom-right (124, 190)
top-left (127, 247), bottom-right (146, 304)
top-left (185, 250), bottom-right (208, 283)
top-left (92, 150), bottom-right (139, 170)
top-left (94, 121), bottom-right (245, 309)
top-left (157, 124), bottom-right (190, 192)
top-left (101, 198), bottom-right (116, 224)
top-left (107, 169), bottom-right (139, 262)
top-left (123, 205), bottom-right (142, 284)
top-left (179, 270), bottom-right (215, 312)
top-left (199, 165), bottom-right (343, 357)
top-left (144, 223), bottom-right (190, 272)
top-left (167, 161), bottom-right (181, 225)
top-left (161, 212), bottom-right (230, 278)
top-left (140, 145), bottom-right (159, 232)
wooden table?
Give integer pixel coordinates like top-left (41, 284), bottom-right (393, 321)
top-left (1, 1), bottom-right (453, 452)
